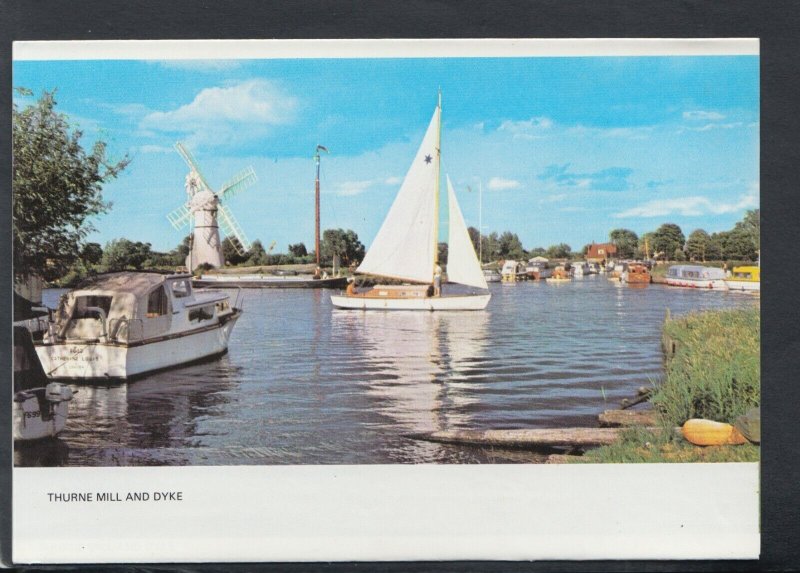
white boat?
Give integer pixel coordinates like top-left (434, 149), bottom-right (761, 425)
top-left (586, 262), bottom-right (600, 275)
top-left (482, 268), bottom-right (502, 283)
top-left (572, 262), bottom-right (589, 277)
top-left (664, 265), bottom-right (728, 290)
top-left (331, 96), bottom-right (490, 311)
top-left (14, 326), bottom-right (74, 441)
top-left (525, 257), bottom-right (552, 280)
top-left (35, 271), bottom-right (242, 380)
top-left (501, 260), bottom-right (527, 282)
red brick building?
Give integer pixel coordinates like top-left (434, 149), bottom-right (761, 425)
top-left (586, 242), bottom-right (617, 263)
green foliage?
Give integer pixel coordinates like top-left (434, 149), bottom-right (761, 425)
top-left (545, 242), bottom-right (572, 260)
top-left (320, 228), bottom-right (365, 266)
top-left (685, 229), bottom-right (712, 261)
top-left (650, 223), bottom-right (685, 260)
top-left (437, 242), bottom-right (448, 265)
top-left (13, 89), bottom-right (129, 281)
top-left (498, 231), bottom-right (526, 260)
top-left (712, 228), bottom-right (758, 261)
top-left (528, 246), bottom-right (547, 258)
top-left (481, 232), bottom-right (501, 262)
top-left (101, 239), bottom-right (152, 271)
top-left (652, 308), bottom-right (760, 427)
top-left (244, 239), bottom-right (269, 266)
top-left (734, 209), bottom-right (759, 251)
top-left (609, 228), bottom-right (638, 259)
top-left (80, 242), bottom-right (103, 266)
top-left (222, 236), bottom-right (248, 265)
top-left (673, 247), bottom-right (687, 262)
top-left (288, 242), bottom-right (307, 257)
top-left (575, 426), bottom-right (760, 463)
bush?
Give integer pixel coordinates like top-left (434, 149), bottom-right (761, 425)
top-left (651, 308), bottom-right (760, 426)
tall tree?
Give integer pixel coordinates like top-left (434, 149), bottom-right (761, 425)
top-left (733, 209), bottom-right (760, 255)
top-left (608, 228), bottom-right (639, 259)
top-left (546, 243), bottom-right (573, 259)
top-left (467, 226), bottom-right (481, 257)
top-left (13, 89), bottom-right (129, 281)
top-left (650, 223), bottom-right (685, 260)
top-left (288, 242), bottom-right (308, 258)
top-left (482, 232), bottom-right (501, 262)
top-left (320, 229), bottom-right (365, 266)
top-left (498, 231), bottom-right (526, 260)
top-left (685, 229), bottom-right (714, 261)
top-left (101, 239), bottom-right (152, 271)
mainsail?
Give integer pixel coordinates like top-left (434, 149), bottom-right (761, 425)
top-left (446, 176), bottom-right (489, 290)
top-left (356, 106), bottom-right (440, 283)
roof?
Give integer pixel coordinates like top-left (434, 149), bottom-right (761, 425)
top-left (74, 272), bottom-right (190, 296)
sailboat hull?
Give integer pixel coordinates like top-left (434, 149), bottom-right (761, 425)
top-left (330, 293), bottom-right (491, 311)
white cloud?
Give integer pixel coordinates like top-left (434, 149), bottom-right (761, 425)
top-left (139, 79), bottom-right (297, 148)
top-left (683, 110), bottom-right (725, 121)
top-left (384, 176), bottom-right (402, 185)
top-left (487, 177), bottom-right (521, 191)
top-left (336, 180), bottom-right (375, 196)
top-left (614, 184), bottom-right (758, 218)
top-left (539, 193), bottom-right (569, 204)
top-left (498, 116), bottom-right (553, 140)
top-left (137, 144), bottom-right (174, 154)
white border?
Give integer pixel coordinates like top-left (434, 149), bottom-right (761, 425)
top-left (13, 38), bottom-right (759, 61)
top-left (14, 463), bottom-right (759, 563)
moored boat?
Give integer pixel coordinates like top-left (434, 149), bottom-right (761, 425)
top-left (621, 262), bottom-right (651, 285)
top-left (571, 262), bottom-right (589, 277)
top-left (664, 265), bottom-right (727, 290)
top-left (14, 326), bottom-right (75, 441)
top-left (501, 260), bottom-right (528, 282)
top-left (35, 271), bottom-right (242, 380)
top-left (194, 273), bottom-right (348, 289)
top-left (525, 257), bottom-right (552, 280)
top-left (482, 268), bottom-right (502, 283)
top-left (549, 265), bottom-right (572, 282)
top-left (330, 94), bottom-right (490, 311)
top-left (724, 265), bottom-right (760, 292)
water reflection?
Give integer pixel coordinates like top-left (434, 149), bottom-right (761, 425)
top-left (21, 282), bottom-right (757, 466)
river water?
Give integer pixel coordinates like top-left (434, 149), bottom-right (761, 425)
top-left (15, 277), bottom-right (758, 466)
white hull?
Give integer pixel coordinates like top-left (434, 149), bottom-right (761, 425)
top-left (664, 278), bottom-right (728, 290)
top-left (35, 315), bottom-right (239, 380)
top-left (330, 293), bottom-right (491, 311)
top-left (13, 391), bottom-right (70, 441)
top-left (724, 280), bottom-right (760, 292)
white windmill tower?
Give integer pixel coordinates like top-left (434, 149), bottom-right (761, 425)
top-left (167, 142), bottom-right (256, 270)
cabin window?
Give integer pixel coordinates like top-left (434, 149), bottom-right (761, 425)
top-left (73, 295), bottom-right (113, 319)
top-left (189, 305), bottom-right (215, 322)
top-left (146, 286), bottom-right (169, 317)
top-left (171, 279), bottom-right (192, 298)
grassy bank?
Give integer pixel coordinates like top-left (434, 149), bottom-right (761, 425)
top-left (576, 307), bottom-right (760, 463)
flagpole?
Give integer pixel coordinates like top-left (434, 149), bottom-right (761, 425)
top-left (314, 145), bottom-right (328, 267)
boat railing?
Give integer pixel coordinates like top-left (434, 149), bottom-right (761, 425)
top-left (108, 317), bottom-right (144, 342)
top-left (232, 286), bottom-right (245, 311)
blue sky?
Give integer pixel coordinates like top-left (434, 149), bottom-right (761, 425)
top-left (13, 56), bottom-right (759, 254)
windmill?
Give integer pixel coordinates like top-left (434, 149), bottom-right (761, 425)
top-left (167, 142), bottom-right (256, 270)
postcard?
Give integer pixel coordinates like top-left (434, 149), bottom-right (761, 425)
top-left (10, 38), bottom-right (760, 563)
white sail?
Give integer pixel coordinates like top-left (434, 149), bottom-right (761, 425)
top-left (446, 176), bottom-right (489, 290)
top-left (356, 106), bottom-right (440, 283)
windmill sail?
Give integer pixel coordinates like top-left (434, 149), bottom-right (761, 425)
top-left (357, 106), bottom-right (440, 283)
top-left (446, 176), bottom-right (488, 290)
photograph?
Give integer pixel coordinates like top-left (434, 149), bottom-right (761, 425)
top-left (12, 40), bottom-right (760, 470)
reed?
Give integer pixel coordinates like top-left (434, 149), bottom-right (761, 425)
top-left (652, 307), bottom-right (760, 427)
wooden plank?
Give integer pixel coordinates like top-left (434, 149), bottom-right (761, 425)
top-left (598, 409), bottom-right (658, 427)
top-left (407, 427), bottom-right (624, 449)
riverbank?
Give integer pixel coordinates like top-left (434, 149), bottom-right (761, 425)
top-left (574, 307), bottom-right (760, 463)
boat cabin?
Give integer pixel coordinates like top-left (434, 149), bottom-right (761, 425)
top-left (666, 265), bottom-right (726, 281)
top-left (46, 272), bottom-right (234, 344)
top-left (729, 266), bottom-right (760, 282)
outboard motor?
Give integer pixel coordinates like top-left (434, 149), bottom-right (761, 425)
top-left (45, 382), bottom-right (74, 403)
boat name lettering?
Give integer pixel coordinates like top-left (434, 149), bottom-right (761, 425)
top-left (54, 354), bottom-right (100, 363)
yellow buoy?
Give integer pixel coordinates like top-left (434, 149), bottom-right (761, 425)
top-left (681, 419), bottom-right (748, 446)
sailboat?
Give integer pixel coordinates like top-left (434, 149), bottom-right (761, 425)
top-left (330, 95), bottom-right (491, 311)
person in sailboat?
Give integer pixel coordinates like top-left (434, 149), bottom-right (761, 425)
top-left (433, 264), bottom-right (442, 296)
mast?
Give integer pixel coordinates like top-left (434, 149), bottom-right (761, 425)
top-left (314, 145), bottom-right (328, 266)
top-left (479, 179), bottom-right (483, 265)
top-left (433, 90), bottom-right (442, 270)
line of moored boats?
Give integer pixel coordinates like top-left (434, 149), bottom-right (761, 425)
top-left (483, 257), bottom-right (761, 292)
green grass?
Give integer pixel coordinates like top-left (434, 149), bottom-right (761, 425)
top-left (573, 307), bottom-right (760, 464)
top-left (574, 426), bottom-right (760, 463)
top-left (653, 307), bottom-right (760, 427)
